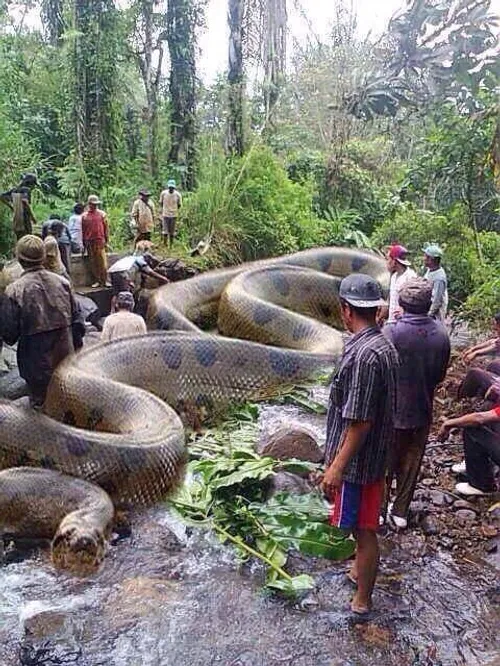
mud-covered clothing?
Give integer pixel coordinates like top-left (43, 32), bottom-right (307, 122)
top-left (0, 186), bottom-right (33, 239)
top-left (325, 326), bottom-right (398, 484)
top-left (101, 310), bottom-right (147, 343)
top-left (424, 267), bottom-right (448, 321)
top-left (131, 198), bottom-right (155, 234)
top-left (0, 267), bottom-right (79, 405)
top-left (384, 314), bottom-right (450, 430)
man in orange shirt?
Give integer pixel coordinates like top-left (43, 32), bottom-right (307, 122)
top-left (82, 195), bottom-right (109, 288)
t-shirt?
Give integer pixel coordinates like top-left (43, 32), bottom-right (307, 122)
top-left (160, 189), bottom-right (182, 217)
top-left (388, 268), bottom-right (417, 323)
top-left (131, 198), bottom-right (155, 233)
top-left (68, 214), bottom-right (83, 249)
top-left (82, 209), bottom-right (108, 244)
top-left (424, 267), bottom-right (448, 321)
top-left (325, 326), bottom-right (398, 484)
top-left (108, 255), bottom-right (148, 275)
top-left (384, 314), bottom-right (450, 429)
top-left (101, 311), bottom-right (147, 343)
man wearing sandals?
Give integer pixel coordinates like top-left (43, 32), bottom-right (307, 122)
top-left (321, 274), bottom-right (398, 616)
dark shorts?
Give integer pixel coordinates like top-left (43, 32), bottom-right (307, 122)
top-left (329, 479), bottom-right (384, 532)
top-left (162, 217), bottom-right (177, 236)
top-left (110, 271), bottom-right (131, 296)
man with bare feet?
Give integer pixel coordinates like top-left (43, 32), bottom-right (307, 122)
top-left (321, 274), bottom-right (398, 617)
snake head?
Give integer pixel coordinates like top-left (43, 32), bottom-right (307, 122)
top-left (51, 523), bottom-right (107, 576)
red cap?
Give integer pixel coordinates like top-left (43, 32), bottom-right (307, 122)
top-left (388, 244), bottom-right (411, 266)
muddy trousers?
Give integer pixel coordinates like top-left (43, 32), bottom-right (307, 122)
top-left (463, 425), bottom-right (500, 492)
top-left (459, 361), bottom-right (500, 399)
top-left (86, 241), bottom-right (108, 286)
top-left (389, 426), bottom-right (430, 518)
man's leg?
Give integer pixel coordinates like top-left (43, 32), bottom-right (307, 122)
top-left (392, 426), bottom-right (429, 519)
top-left (352, 529), bottom-right (379, 613)
top-left (88, 244), bottom-right (99, 285)
top-left (168, 217), bottom-right (176, 248)
top-left (464, 426), bottom-right (500, 492)
top-left (97, 246), bottom-right (108, 286)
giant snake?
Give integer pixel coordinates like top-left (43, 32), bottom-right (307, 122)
top-left (0, 247), bottom-right (388, 573)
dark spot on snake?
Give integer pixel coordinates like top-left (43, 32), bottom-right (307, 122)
top-left (253, 304), bottom-right (276, 325)
top-left (198, 282), bottom-right (214, 295)
top-left (66, 436), bottom-right (92, 457)
top-left (162, 341), bottom-right (182, 369)
top-left (87, 408), bottom-right (104, 430)
top-left (155, 309), bottom-right (176, 330)
top-left (40, 455), bottom-right (56, 469)
top-left (119, 447), bottom-right (148, 473)
top-left (16, 450), bottom-right (30, 466)
top-left (63, 410), bottom-right (77, 426)
top-left (292, 322), bottom-right (313, 341)
top-left (319, 253), bottom-right (332, 272)
top-left (319, 304), bottom-right (332, 319)
top-left (351, 256), bottom-right (367, 272)
top-left (269, 350), bottom-right (301, 378)
top-left (194, 340), bottom-right (217, 367)
top-left (270, 272), bottom-right (290, 296)
top-left (196, 393), bottom-right (214, 411)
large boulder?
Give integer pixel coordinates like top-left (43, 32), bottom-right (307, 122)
top-left (258, 426), bottom-right (323, 464)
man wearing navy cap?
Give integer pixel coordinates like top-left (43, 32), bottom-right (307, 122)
top-left (321, 273), bottom-right (398, 616)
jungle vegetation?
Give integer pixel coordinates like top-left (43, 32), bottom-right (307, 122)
top-left (1, 0), bottom-right (500, 322)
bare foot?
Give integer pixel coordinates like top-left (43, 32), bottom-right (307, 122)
top-left (351, 593), bottom-right (371, 615)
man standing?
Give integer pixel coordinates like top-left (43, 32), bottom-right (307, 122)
top-left (82, 195), bottom-right (109, 288)
top-left (381, 244), bottom-right (417, 325)
top-left (159, 179), bottom-right (182, 247)
top-left (68, 203), bottom-right (85, 253)
top-left (101, 292), bottom-right (147, 343)
top-left (423, 244), bottom-right (448, 321)
top-left (0, 235), bottom-right (80, 408)
top-left (131, 188), bottom-right (155, 246)
top-left (384, 278), bottom-right (450, 528)
top-left (322, 274), bottom-right (398, 616)
top-left (0, 173), bottom-right (38, 241)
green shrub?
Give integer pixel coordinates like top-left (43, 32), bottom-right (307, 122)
top-left (372, 204), bottom-right (480, 305)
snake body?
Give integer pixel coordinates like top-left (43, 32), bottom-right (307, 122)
top-left (0, 247), bottom-right (388, 572)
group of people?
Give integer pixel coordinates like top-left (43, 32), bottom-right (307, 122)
top-left (131, 180), bottom-right (182, 248)
top-left (321, 242), bottom-right (499, 617)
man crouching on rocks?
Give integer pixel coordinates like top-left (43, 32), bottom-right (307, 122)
top-left (321, 274), bottom-right (398, 616)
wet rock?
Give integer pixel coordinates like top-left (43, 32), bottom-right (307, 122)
top-left (265, 471), bottom-right (312, 498)
top-left (453, 499), bottom-right (478, 513)
top-left (421, 516), bottom-right (441, 536)
top-left (0, 369), bottom-right (27, 400)
top-left (258, 427), bottom-right (323, 463)
top-left (455, 509), bottom-right (477, 524)
top-left (22, 609), bottom-right (67, 639)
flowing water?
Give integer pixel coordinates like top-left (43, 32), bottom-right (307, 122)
top-left (1, 393), bottom-right (499, 666)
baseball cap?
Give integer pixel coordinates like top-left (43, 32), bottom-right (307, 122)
top-left (398, 277), bottom-right (432, 314)
top-left (339, 273), bottom-right (386, 308)
top-left (167, 179), bottom-right (176, 188)
top-left (423, 244), bottom-right (443, 258)
top-left (116, 291), bottom-right (135, 309)
top-left (388, 244), bottom-right (411, 266)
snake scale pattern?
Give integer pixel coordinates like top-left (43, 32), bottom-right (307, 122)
top-left (0, 247), bottom-right (388, 573)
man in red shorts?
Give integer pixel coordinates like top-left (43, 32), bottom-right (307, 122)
top-left (321, 274), bottom-right (398, 616)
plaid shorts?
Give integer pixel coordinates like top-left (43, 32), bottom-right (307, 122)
top-left (329, 479), bottom-right (384, 532)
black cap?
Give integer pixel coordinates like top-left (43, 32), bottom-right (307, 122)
top-left (339, 273), bottom-right (386, 308)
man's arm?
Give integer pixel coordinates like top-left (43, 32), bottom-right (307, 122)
top-left (177, 192), bottom-right (182, 209)
top-left (25, 200), bottom-right (37, 225)
top-left (429, 279), bottom-right (446, 318)
top-left (103, 214), bottom-right (109, 244)
top-left (438, 409), bottom-right (500, 441)
top-left (0, 293), bottom-right (21, 346)
top-left (321, 421), bottom-right (372, 495)
top-left (131, 200), bottom-right (140, 222)
top-left (142, 265), bottom-right (169, 284)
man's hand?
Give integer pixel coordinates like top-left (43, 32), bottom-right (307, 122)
top-left (437, 421), bottom-right (452, 442)
top-left (321, 460), bottom-right (344, 498)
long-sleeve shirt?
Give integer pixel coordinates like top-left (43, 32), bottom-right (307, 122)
top-left (384, 314), bottom-right (450, 429)
top-left (424, 267), bottom-right (448, 320)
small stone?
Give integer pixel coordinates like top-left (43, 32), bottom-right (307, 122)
top-left (421, 516), bottom-right (441, 535)
top-left (258, 427), bottom-right (323, 464)
top-left (421, 478), bottom-right (434, 487)
top-left (453, 500), bottom-right (478, 513)
top-left (438, 536), bottom-right (453, 549)
top-left (455, 509), bottom-right (477, 524)
top-left (427, 490), bottom-right (452, 507)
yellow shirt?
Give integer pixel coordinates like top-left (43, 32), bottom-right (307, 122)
top-left (160, 189), bottom-right (182, 217)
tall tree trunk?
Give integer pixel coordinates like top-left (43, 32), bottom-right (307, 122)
top-left (227, 0), bottom-right (245, 156)
top-left (263, 0), bottom-right (286, 127)
top-left (41, 0), bottom-right (65, 45)
top-left (73, 0), bottom-right (118, 178)
top-left (167, 0), bottom-right (198, 190)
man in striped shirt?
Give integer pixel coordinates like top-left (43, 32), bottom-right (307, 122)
top-left (322, 273), bottom-right (398, 616)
